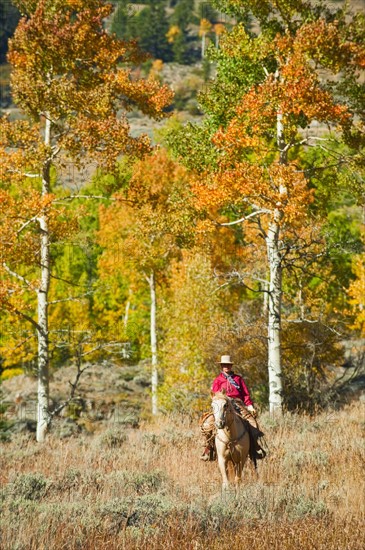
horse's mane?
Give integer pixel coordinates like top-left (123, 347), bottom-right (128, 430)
top-left (212, 391), bottom-right (228, 400)
top-left (212, 392), bottom-right (234, 407)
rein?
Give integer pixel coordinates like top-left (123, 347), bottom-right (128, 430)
top-left (216, 418), bottom-right (246, 447)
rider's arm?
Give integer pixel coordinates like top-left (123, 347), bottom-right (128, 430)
top-left (239, 377), bottom-right (253, 407)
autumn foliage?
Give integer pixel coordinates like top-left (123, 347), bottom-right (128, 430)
top-left (0, 0), bottom-right (173, 438)
top-left (0, 0), bottom-right (364, 422)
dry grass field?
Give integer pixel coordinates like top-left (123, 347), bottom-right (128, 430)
top-left (1, 399), bottom-right (364, 549)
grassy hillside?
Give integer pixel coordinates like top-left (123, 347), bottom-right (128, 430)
top-left (1, 396), bottom-right (364, 549)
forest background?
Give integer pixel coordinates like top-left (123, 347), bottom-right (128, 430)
top-left (0, 0), bottom-right (364, 440)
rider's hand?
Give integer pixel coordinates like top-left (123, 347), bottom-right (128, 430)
top-left (247, 405), bottom-right (257, 417)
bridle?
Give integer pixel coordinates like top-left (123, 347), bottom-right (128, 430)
top-left (212, 396), bottom-right (235, 429)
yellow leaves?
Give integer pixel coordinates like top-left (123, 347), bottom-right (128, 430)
top-left (218, 23), bottom-right (253, 59)
top-left (199, 19), bottom-right (212, 37)
top-left (166, 25), bottom-right (181, 44)
top-left (149, 60), bottom-right (164, 82)
top-left (0, 368), bottom-right (24, 381)
top-left (348, 232), bottom-right (365, 336)
top-left (98, 149), bottom-right (195, 281)
top-left (158, 249), bottom-right (227, 411)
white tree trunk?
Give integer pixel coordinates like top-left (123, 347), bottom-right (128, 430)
top-left (265, 108), bottom-right (286, 415)
top-left (148, 271), bottom-right (158, 415)
top-left (36, 116), bottom-right (51, 442)
top-left (123, 288), bottom-right (132, 329)
top-left (266, 218), bottom-right (283, 415)
top-left (201, 34), bottom-right (206, 58)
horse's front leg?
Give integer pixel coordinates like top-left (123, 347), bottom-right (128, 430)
top-left (217, 452), bottom-right (230, 490)
top-left (234, 459), bottom-right (243, 485)
top-left (234, 445), bottom-right (249, 486)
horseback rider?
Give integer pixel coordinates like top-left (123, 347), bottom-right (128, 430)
top-left (200, 354), bottom-right (265, 461)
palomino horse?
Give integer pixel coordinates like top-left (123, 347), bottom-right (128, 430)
top-left (212, 392), bottom-right (250, 489)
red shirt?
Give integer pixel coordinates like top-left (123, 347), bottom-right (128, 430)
top-left (211, 372), bottom-right (253, 407)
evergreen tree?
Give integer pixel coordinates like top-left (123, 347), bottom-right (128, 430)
top-left (170, 0), bottom-right (196, 63)
top-left (136, 1), bottom-right (172, 61)
top-left (0, 0), bottom-right (20, 63)
top-left (110, 0), bottom-right (134, 41)
top-left (112, 0), bottom-right (172, 61)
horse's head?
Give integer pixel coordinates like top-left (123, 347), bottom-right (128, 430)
top-left (212, 392), bottom-right (234, 429)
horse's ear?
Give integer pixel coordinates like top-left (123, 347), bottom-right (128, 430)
top-left (221, 388), bottom-right (227, 395)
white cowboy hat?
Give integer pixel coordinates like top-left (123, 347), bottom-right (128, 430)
top-left (218, 355), bottom-right (233, 364)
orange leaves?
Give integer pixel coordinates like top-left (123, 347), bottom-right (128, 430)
top-left (294, 19), bottom-right (365, 73)
top-left (8, 0), bottom-right (172, 145)
top-left (278, 51), bottom-right (350, 127)
top-left (194, 161), bottom-right (312, 228)
top-left (9, 0), bottom-right (172, 175)
top-left (111, 70), bottom-right (173, 119)
top-left (125, 149), bottom-right (186, 202)
top-left (222, 62), bottom-right (349, 152)
top-left (192, 162), bottom-right (264, 211)
top-left (60, 114), bottom-right (151, 171)
top-left (5, 0), bottom-right (174, 188)
top-left (185, 10), bottom-right (363, 257)
top-left (216, 18), bottom-right (356, 155)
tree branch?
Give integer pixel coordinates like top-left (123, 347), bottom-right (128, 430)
top-left (212, 268), bottom-right (269, 294)
top-left (48, 291), bottom-right (93, 305)
top-left (8, 305), bottom-right (41, 332)
top-left (7, 169), bottom-right (42, 178)
top-left (17, 216), bottom-right (38, 235)
top-left (216, 209), bottom-right (270, 226)
top-left (5, 334), bottom-right (35, 352)
top-left (54, 194), bottom-right (118, 203)
top-left (284, 318), bottom-right (343, 337)
top-left (2, 263), bottom-right (32, 287)
top-left (50, 362), bottom-right (92, 418)
top-left (49, 341), bottom-right (128, 418)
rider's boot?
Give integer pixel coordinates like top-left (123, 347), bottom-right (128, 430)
top-left (253, 434), bottom-right (266, 459)
top-left (200, 446), bottom-right (211, 461)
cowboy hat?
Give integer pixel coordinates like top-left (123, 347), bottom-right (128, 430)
top-left (217, 355), bottom-right (233, 364)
